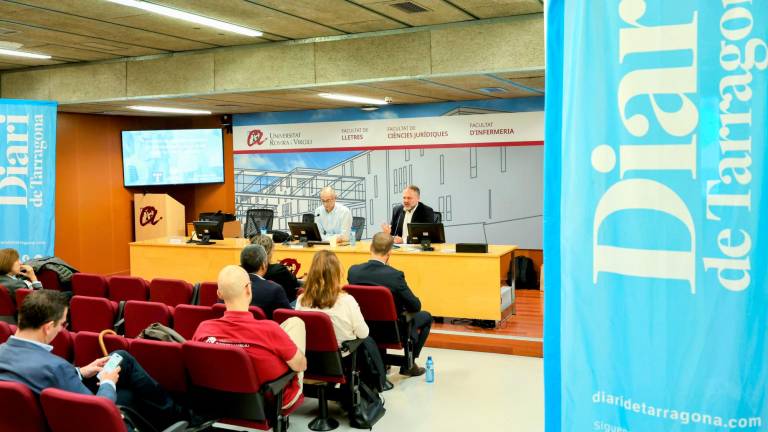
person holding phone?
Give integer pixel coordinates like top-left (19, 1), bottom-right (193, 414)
top-left (0, 248), bottom-right (43, 302)
top-left (0, 290), bottom-right (206, 431)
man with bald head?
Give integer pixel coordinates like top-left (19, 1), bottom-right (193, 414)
top-left (313, 186), bottom-right (353, 241)
top-left (193, 265), bottom-right (307, 409)
top-left (347, 232), bottom-right (432, 377)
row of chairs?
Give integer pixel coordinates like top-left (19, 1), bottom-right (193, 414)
top-left (0, 269), bottom-right (65, 321)
top-left (0, 324), bottom-right (296, 432)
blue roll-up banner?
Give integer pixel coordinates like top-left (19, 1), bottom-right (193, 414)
top-left (545, 2), bottom-right (766, 431)
top-left (0, 99), bottom-right (57, 260)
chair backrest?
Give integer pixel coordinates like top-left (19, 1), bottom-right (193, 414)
top-left (173, 304), bottom-right (223, 340)
top-left (69, 295), bottom-right (116, 333)
top-left (272, 309), bottom-right (345, 381)
top-left (129, 339), bottom-right (187, 394)
top-left (37, 269), bottom-right (62, 291)
top-left (0, 381), bottom-right (48, 432)
top-left (343, 285), bottom-right (403, 348)
top-left (0, 321), bottom-right (13, 343)
top-left (107, 276), bottom-right (148, 302)
top-left (182, 341), bottom-right (269, 424)
top-left (123, 300), bottom-right (172, 338)
top-left (244, 208), bottom-right (274, 238)
top-left (149, 278), bottom-right (194, 307)
top-left (352, 216), bottom-right (365, 240)
top-left (41, 387), bottom-right (127, 432)
top-left (73, 331), bottom-right (130, 367)
top-left (302, 213), bottom-right (315, 223)
top-left (51, 328), bottom-right (74, 362)
top-left (196, 281), bottom-right (219, 306)
top-left (433, 211), bottom-right (442, 223)
top-left (14, 288), bottom-right (33, 309)
top-left (71, 273), bottom-right (109, 298)
top-left (0, 284), bottom-right (16, 318)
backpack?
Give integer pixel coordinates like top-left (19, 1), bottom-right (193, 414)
top-left (137, 323), bottom-right (186, 343)
top-left (513, 256), bottom-right (538, 289)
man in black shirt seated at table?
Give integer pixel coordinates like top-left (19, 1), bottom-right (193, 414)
top-left (347, 232), bottom-right (432, 376)
top-left (240, 244), bottom-right (291, 319)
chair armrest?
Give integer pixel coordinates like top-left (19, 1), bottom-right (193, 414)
top-left (261, 370), bottom-right (297, 396)
top-left (341, 338), bottom-right (365, 354)
top-left (161, 421), bottom-right (189, 432)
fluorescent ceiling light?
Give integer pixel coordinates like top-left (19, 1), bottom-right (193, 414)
top-left (319, 93), bottom-right (391, 105)
top-left (0, 48), bottom-right (51, 59)
top-left (104, 0), bottom-right (262, 37)
top-left (128, 106), bottom-right (212, 115)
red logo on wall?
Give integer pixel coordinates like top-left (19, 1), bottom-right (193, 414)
top-left (247, 129), bottom-right (266, 146)
top-left (139, 206), bottom-right (163, 226)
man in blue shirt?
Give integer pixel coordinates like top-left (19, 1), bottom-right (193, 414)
top-left (0, 290), bottom-right (202, 430)
top-left (313, 186), bottom-right (353, 241)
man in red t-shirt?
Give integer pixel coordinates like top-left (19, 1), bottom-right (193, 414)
top-left (193, 265), bottom-right (306, 408)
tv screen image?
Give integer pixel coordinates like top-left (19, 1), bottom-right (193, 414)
top-left (122, 128), bottom-right (224, 187)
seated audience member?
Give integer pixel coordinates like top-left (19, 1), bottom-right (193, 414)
top-left (0, 248), bottom-right (43, 301)
top-left (314, 186), bottom-right (353, 242)
top-left (0, 290), bottom-right (200, 430)
top-left (250, 234), bottom-right (303, 303)
top-left (347, 232), bottom-right (433, 377)
top-left (296, 251), bottom-right (391, 391)
top-left (240, 244), bottom-right (292, 319)
top-left (193, 265), bottom-right (306, 409)
top-left (382, 185), bottom-right (435, 244)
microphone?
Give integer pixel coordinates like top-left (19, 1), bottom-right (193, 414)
top-left (315, 213), bottom-right (324, 235)
top-left (393, 207), bottom-right (404, 238)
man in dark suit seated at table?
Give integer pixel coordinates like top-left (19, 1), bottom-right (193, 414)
top-left (0, 290), bottom-right (204, 431)
top-left (240, 244), bottom-right (291, 319)
top-left (382, 184), bottom-right (436, 244)
top-left (347, 232), bottom-right (432, 377)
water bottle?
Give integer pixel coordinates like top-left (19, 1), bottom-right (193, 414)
top-left (425, 356), bottom-right (434, 383)
top-left (350, 230), bottom-right (357, 246)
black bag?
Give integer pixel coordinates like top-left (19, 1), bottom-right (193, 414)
top-left (349, 381), bottom-right (386, 429)
top-left (138, 323), bottom-right (186, 343)
top-left (513, 256), bottom-right (538, 289)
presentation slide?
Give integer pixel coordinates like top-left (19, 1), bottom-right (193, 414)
top-left (122, 128), bottom-right (224, 187)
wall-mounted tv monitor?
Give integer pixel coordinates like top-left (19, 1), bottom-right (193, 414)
top-left (121, 128), bottom-right (224, 187)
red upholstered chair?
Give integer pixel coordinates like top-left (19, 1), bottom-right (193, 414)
top-left (37, 268), bottom-right (62, 291)
top-left (71, 273), bottom-right (109, 298)
top-left (173, 304), bottom-right (223, 340)
top-left (196, 281), bottom-right (219, 306)
top-left (182, 341), bottom-right (298, 432)
top-left (344, 284), bottom-right (415, 370)
top-left (70, 295), bottom-right (118, 333)
top-left (73, 331), bottom-right (130, 367)
top-left (0, 381), bottom-right (47, 432)
top-left (41, 387), bottom-right (188, 432)
top-left (212, 303), bottom-right (267, 320)
top-left (0, 284), bottom-right (16, 323)
top-left (123, 300), bottom-right (172, 338)
top-left (0, 321), bottom-right (14, 343)
top-left (273, 308), bottom-right (365, 431)
top-left (150, 278), bottom-right (195, 307)
top-left (129, 339), bottom-right (187, 395)
top-left (51, 327), bottom-right (74, 361)
top-left (14, 288), bottom-right (33, 309)
top-left (107, 276), bottom-right (149, 302)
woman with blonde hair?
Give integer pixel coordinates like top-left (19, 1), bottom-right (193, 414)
top-left (296, 250), bottom-right (391, 391)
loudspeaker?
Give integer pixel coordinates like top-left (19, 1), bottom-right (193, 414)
top-left (456, 243), bottom-right (488, 253)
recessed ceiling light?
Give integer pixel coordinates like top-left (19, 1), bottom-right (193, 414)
top-left (360, 105), bottom-right (380, 111)
top-left (104, 0), bottom-right (262, 37)
top-left (0, 48), bottom-right (51, 59)
top-left (128, 106), bottom-right (212, 115)
top-left (477, 87), bottom-right (509, 94)
top-left (318, 93), bottom-right (391, 105)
